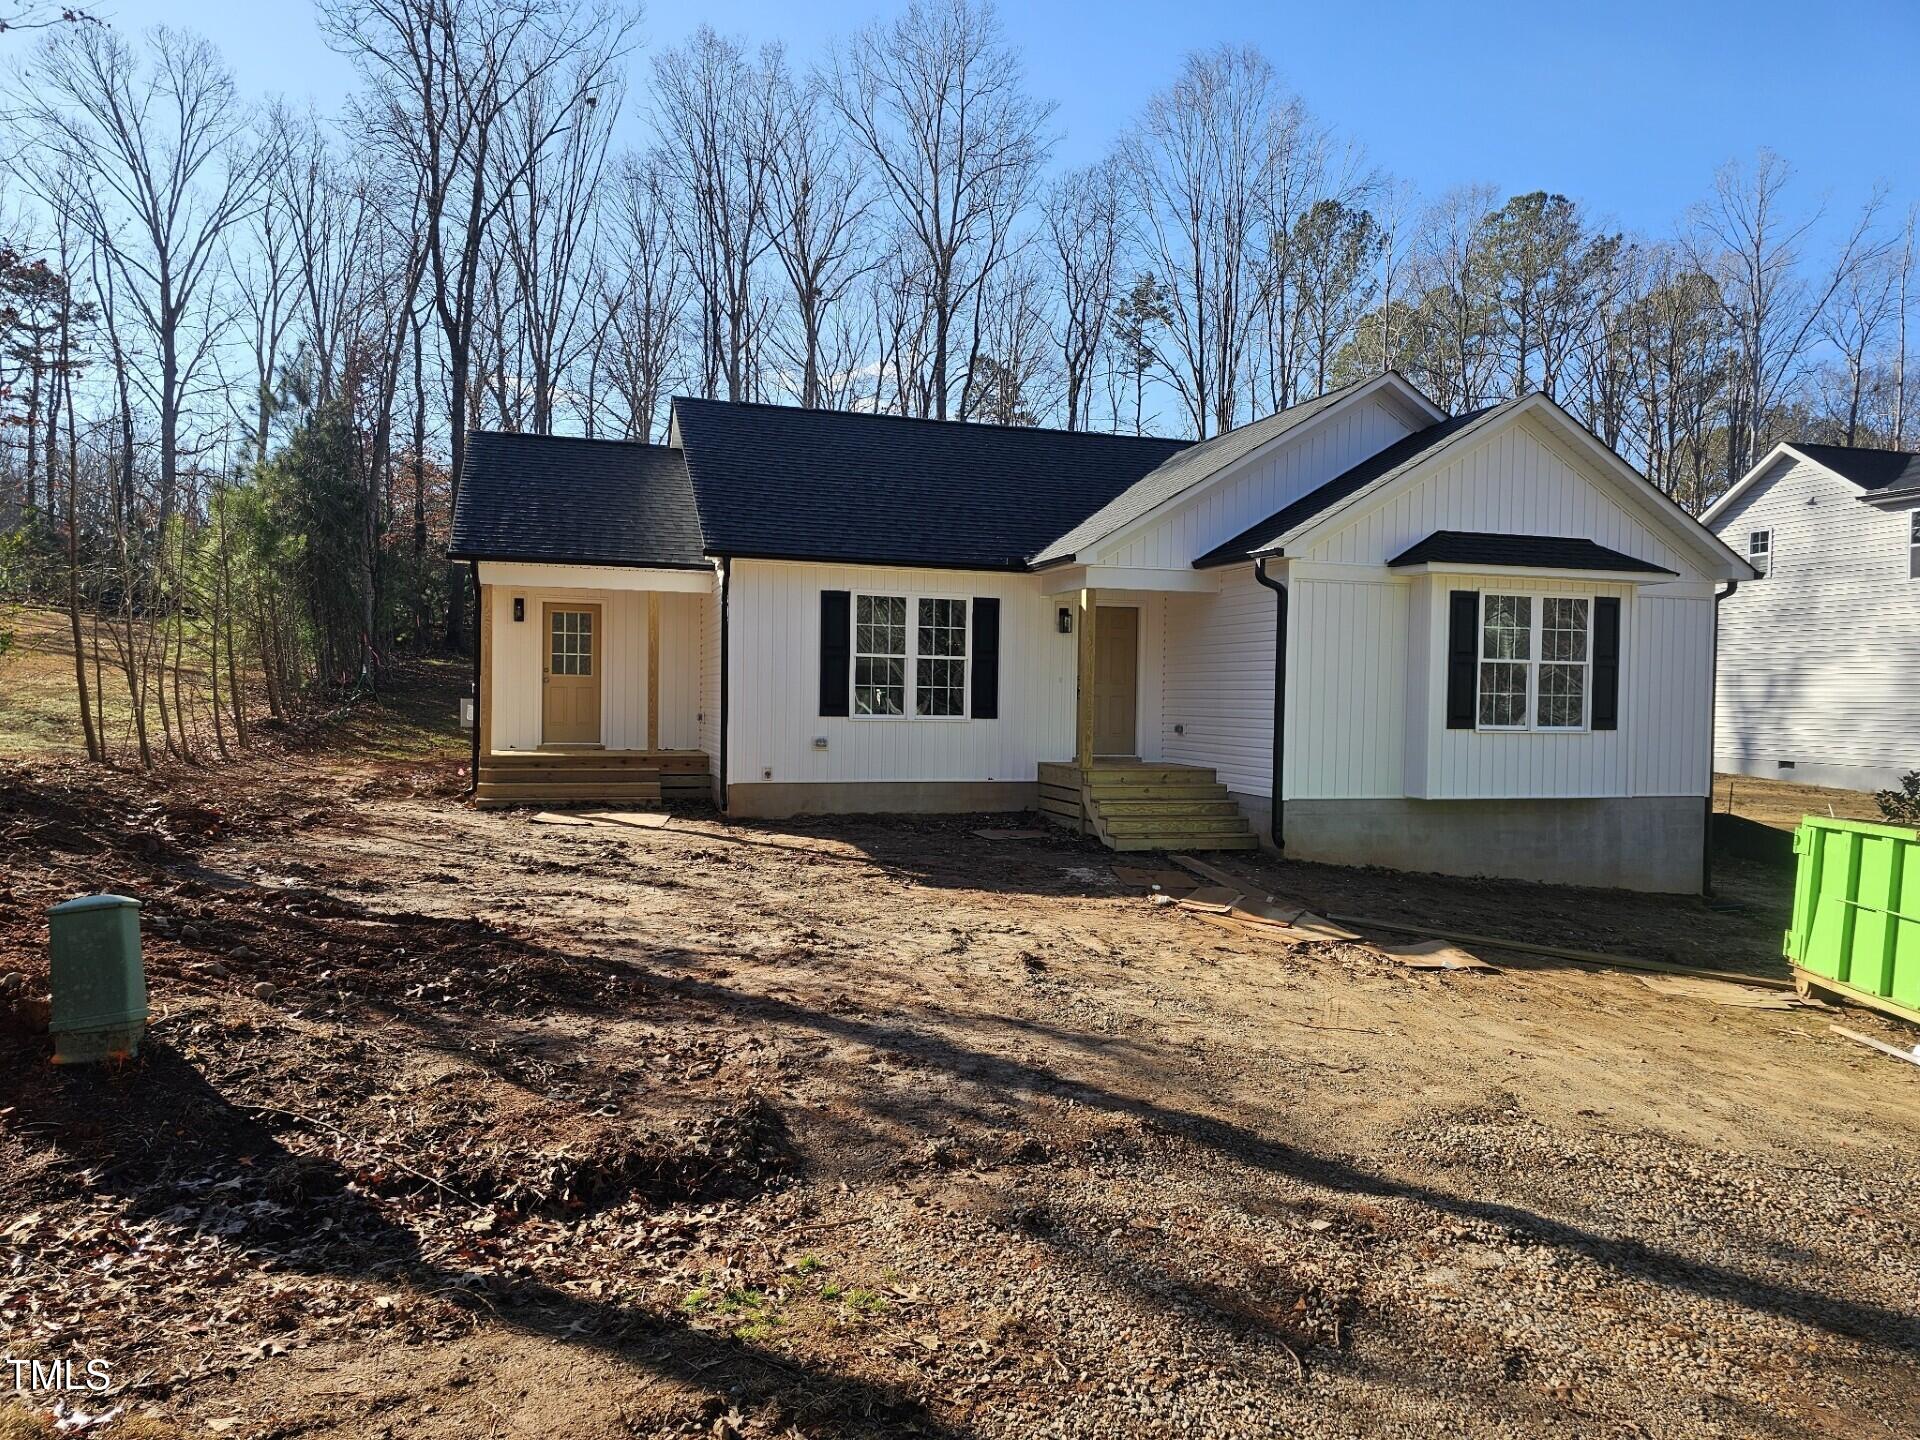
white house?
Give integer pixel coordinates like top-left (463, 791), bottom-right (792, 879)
top-left (450, 373), bottom-right (1751, 893)
top-left (1703, 440), bottom-right (1920, 792)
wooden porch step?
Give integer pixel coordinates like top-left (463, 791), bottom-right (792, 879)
top-left (485, 752), bottom-right (694, 770)
top-left (1099, 814), bottom-right (1255, 837)
top-left (1107, 832), bottom-right (1260, 852)
top-left (475, 781), bottom-right (663, 803)
top-left (481, 767), bottom-right (663, 787)
top-left (1094, 798), bottom-right (1239, 817)
top-left (1084, 782), bottom-right (1228, 801)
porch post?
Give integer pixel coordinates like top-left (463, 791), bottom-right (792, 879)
top-left (1074, 588), bottom-right (1097, 770)
top-left (646, 591), bottom-right (661, 751)
top-left (477, 583), bottom-right (494, 760)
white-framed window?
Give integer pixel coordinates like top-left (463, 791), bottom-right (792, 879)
top-left (852, 594), bottom-right (908, 715)
top-left (1908, 511), bottom-right (1918, 580)
top-left (1477, 592), bottom-right (1591, 732)
top-left (1748, 527), bottom-right (1772, 578)
top-left (851, 593), bottom-right (968, 718)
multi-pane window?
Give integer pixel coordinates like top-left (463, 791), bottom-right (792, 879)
top-left (853, 594), bottom-right (908, 716)
top-left (1477, 594), bottom-right (1531, 728)
top-left (851, 593), bottom-right (968, 718)
top-left (549, 609), bottom-right (593, 676)
top-left (915, 598), bottom-right (968, 716)
top-left (1477, 593), bottom-right (1591, 732)
top-left (1536, 597), bottom-right (1590, 729)
top-left (1748, 528), bottom-right (1771, 578)
top-left (1909, 511), bottom-right (1918, 580)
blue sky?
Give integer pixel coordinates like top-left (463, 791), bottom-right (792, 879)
top-left (71, 0), bottom-right (1920, 243)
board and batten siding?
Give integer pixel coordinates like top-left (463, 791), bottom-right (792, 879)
top-left (1096, 397), bottom-right (1418, 570)
top-left (725, 559), bottom-right (1075, 784)
top-left (1302, 417), bottom-right (1694, 577)
top-left (485, 583), bottom-right (705, 751)
top-left (1709, 455), bottom-right (1920, 789)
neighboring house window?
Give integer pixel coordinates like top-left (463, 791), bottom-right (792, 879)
top-left (1478, 593), bottom-right (1591, 732)
top-left (1910, 511), bottom-right (1919, 579)
top-left (852, 593), bottom-right (968, 718)
top-left (1748, 528), bottom-right (1771, 577)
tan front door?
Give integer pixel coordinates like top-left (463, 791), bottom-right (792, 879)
top-left (541, 602), bottom-right (601, 746)
top-left (1093, 605), bottom-right (1139, 756)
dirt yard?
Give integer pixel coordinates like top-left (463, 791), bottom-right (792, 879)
top-left (1712, 771), bottom-right (1891, 831)
top-left (3, 720), bottom-right (1918, 1438)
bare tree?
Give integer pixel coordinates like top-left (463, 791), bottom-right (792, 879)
top-left (597, 150), bottom-right (687, 441)
top-left (651, 27), bottom-right (780, 403)
top-left (1042, 161), bottom-right (1120, 430)
top-left (17, 24), bottom-right (266, 528)
top-left (832, 0), bottom-right (1050, 420)
top-left (1121, 45), bottom-right (1278, 437)
top-left (500, 62), bottom-right (619, 433)
top-left (1687, 150), bottom-right (1885, 475)
top-left (322, 0), bottom-right (628, 645)
top-left (1820, 242), bottom-right (1901, 445)
top-left (763, 58), bottom-right (872, 408)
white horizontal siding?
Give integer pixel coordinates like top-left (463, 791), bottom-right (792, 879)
top-left (727, 560), bottom-right (1073, 784)
top-left (1305, 418), bottom-right (1698, 579)
top-left (1098, 397), bottom-right (1416, 570)
top-left (1711, 457), bottom-right (1920, 782)
top-left (1161, 568), bottom-right (1276, 797)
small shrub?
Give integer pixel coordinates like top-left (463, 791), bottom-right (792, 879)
top-left (1876, 771), bottom-right (1920, 825)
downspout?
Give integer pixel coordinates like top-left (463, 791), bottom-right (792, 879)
top-left (1252, 556), bottom-right (1288, 850)
top-left (467, 565), bottom-right (480, 798)
top-left (717, 557), bottom-right (731, 815)
top-left (1701, 578), bottom-right (1739, 897)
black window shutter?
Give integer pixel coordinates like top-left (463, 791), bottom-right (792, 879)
top-left (819, 590), bottom-right (850, 717)
top-left (971, 597), bottom-right (1000, 718)
top-left (1445, 590), bottom-right (1479, 729)
top-left (1591, 596), bottom-right (1621, 731)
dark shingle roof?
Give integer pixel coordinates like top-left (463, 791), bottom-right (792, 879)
top-left (449, 431), bottom-right (707, 569)
top-left (1791, 441), bottom-right (1920, 494)
top-left (1194, 405), bottom-right (1509, 568)
top-left (671, 398), bottom-right (1191, 570)
top-left (1030, 378), bottom-right (1374, 565)
top-left (1387, 531), bottom-right (1675, 575)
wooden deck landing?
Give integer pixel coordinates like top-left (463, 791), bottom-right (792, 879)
top-left (476, 749), bottom-right (712, 808)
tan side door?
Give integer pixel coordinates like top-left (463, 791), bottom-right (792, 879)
top-left (1093, 605), bottom-right (1139, 756)
top-left (541, 602), bottom-right (602, 746)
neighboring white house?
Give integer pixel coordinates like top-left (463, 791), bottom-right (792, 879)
top-left (450, 373), bottom-right (1751, 893)
top-left (1703, 441), bottom-right (1920, 793)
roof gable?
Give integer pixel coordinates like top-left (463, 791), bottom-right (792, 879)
top-left (1032, 371), bottom-right (1442, 566)
top-left (672, 398), bottom-right (1190, 570)
top-left (449, 430), bottom-right (707, 569)
top-left (1704, 440), bottom-right (1920, 526)
top-left (1200, 394), bottom-right (1750, 581)
top-left (1194, 405), bottom-right (1507, 568)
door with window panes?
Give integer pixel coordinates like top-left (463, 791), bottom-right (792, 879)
top-left (542, 602), bottom-right (602, 745)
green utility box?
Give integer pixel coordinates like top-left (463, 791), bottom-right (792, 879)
top-left (47, 894), bottom-right (148, 1064)
top-left (1785, 817), bottom-right (1920, 1028)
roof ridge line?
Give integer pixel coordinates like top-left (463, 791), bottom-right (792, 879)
top-left (669, 395), bottom-right (1193, 447)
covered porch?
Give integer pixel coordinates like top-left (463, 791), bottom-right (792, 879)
top-left (474, 561), bottom-right (715, 807)
top-left (1039, 579), bottom-right (1259, 851)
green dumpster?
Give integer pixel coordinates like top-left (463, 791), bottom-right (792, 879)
top-left (47, 894), bottom-right (148, 1064)
top-left (1785, 816), bottom-right (1920, 1027)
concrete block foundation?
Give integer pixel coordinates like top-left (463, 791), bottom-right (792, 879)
top-left (1242, 793), bottom-right (1706, 894)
